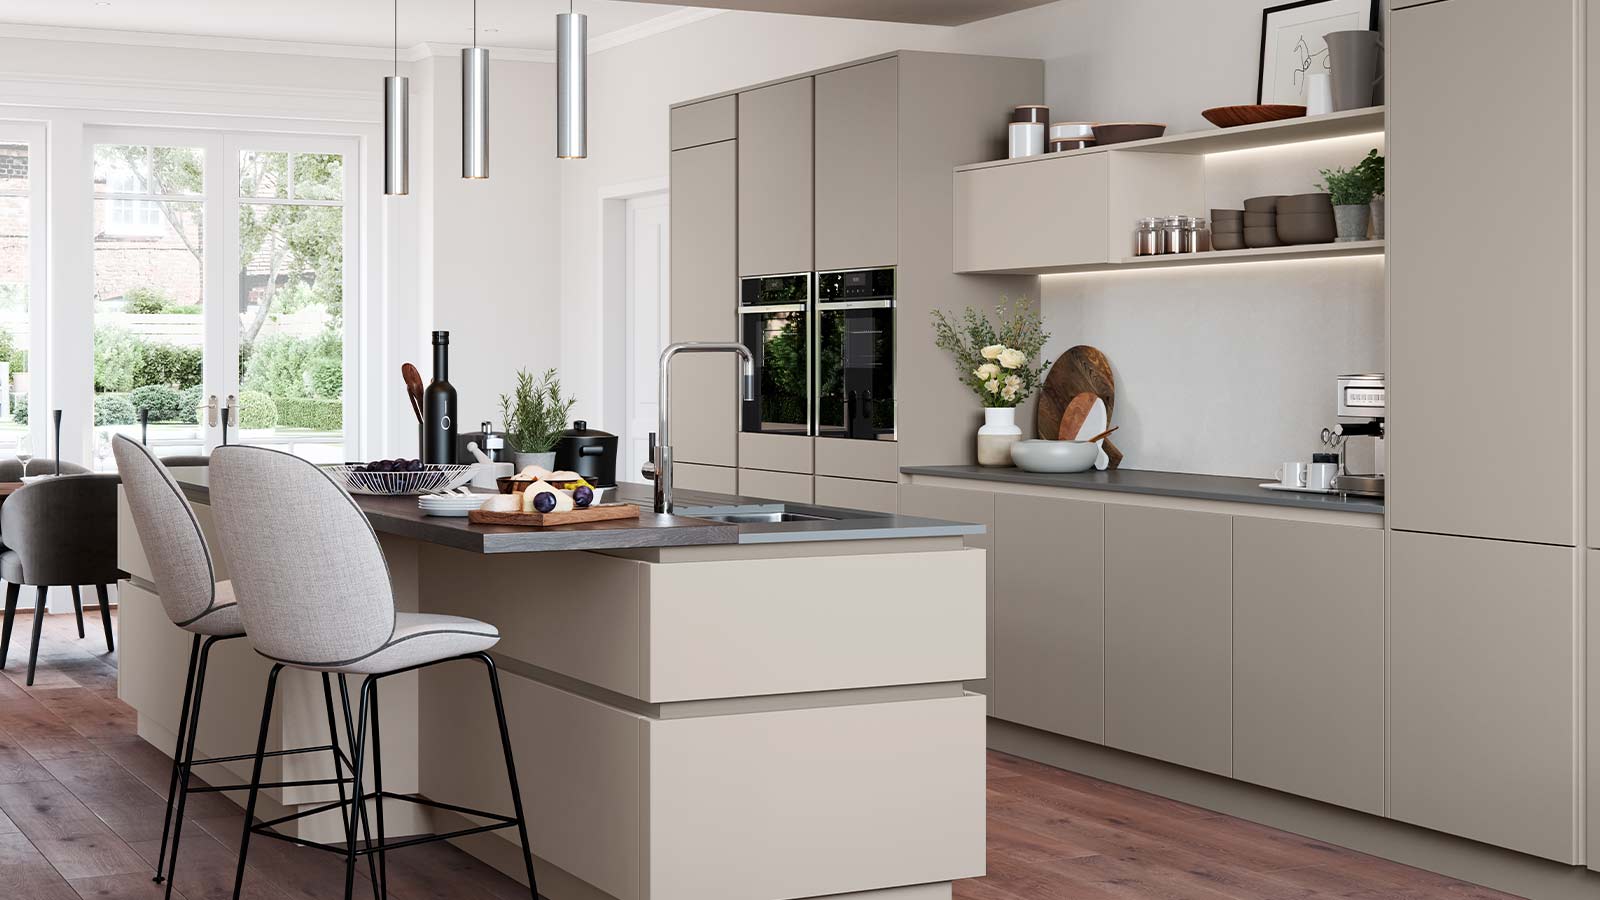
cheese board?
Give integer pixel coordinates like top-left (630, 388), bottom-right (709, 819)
top-left (468, 502), bottom-right (641, 528)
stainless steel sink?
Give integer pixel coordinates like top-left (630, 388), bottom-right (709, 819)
top-left (693, 511), bottom-right (831, 524)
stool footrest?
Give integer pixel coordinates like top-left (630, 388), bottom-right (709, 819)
top-left (247, 791), bottom-right (521, 857)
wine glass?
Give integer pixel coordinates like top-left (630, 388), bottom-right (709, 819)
top-left (15, 431), bottom-right (31, 477)
top-left (95, 430), bottom-right (113, 472)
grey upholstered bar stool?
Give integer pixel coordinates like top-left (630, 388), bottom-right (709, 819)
top-left (208, 445), bottom-right (537, 900)
top-left (112, 436), bottom-right (375, 899)
top-left (0, 472), bottom-right (121, 684)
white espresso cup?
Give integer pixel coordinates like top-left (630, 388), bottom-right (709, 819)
top-left (1306, 462), bottom-right (1339, 491)
top-left (1275, 462), bottom-right (1309, 488)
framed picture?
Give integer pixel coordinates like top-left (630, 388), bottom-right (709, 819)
top-left (1257, 0), bottom-right (1379, 104)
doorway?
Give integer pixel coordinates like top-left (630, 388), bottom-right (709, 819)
top-left (600, 179), bottom-right (670, 486)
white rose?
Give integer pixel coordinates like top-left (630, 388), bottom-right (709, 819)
top-left (973, 363), bottom-right (1001, 381)
top-left (998, 348), bottom-right (1027, 370)
top-left (980, 344), bottom-right (1005, 360)
top-left (985, 378), bottom-right (1002, 394)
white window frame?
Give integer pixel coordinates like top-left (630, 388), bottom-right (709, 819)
top-left (0, 121), bottom-right (48, 455)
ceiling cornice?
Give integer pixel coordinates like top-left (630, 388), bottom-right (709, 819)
top-left (0, 9), bottom-right (730, 64)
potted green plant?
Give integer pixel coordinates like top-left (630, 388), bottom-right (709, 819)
top-left (1361, 150), bottom-right (1386, 239)
top-left (1319, 149), bottom-right (1384, 242)
top-left (499, 368), bottom-right (576, 471)
top-left (930, 298), bottom-right (1049, 466)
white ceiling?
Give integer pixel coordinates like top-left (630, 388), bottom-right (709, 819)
top-left (622, 0), bottom-right (1059, 26)
top-left (0, 0), bottom-right (692, 52)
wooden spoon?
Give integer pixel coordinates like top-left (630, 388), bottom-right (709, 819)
top-left (1083, 425), bottom-right (1120, 444)
top-left (401, 363), bottom-right (424, 423)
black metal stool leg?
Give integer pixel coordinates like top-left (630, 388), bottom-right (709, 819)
top-left (96, 584), bottom-right (114, 652)
top-left (369, 679), bottom-right (388, 900)
top-left (164, 635), bottom-right (223, 900)
top-left (343, 677), bottom-right (375, 900)
top-left (25, 586), bottom-right (47, 685)
top-left (153, 634), bottom-right (202, 884)
top-left (70, 586), bottom-right (84, 639)
top-left (232, 663), bottom-right (283, 900)
top-left (323, 674), bottom-right (378, 888)
top-left (479, 653), bottom-right (538, 899)
top-left (0, 582), bottom-right (19, 667)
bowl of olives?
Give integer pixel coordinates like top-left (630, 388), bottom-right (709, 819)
top-left (323, 460), bottom-right (475, 496)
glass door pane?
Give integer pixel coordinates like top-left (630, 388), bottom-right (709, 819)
top-left (92, 143), bottom-right (207, 469)
top-left (234, 150), bottom-right (347, 463)
top-left (0, 139), bottom-right (35, 457)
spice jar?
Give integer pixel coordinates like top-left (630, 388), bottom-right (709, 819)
top-left (1188, 217), bottom-right (1210, 253)
top-left (1134, 218), bottom-right (1162, 256)
top-left (1162, 216), bottom-right (1192, 254)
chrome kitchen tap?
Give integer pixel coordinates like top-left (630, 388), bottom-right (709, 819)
top-left (644, 342), bottom-right (756, 514)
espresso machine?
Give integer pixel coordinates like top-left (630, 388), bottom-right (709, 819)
top-left (1332, 373), bottom-right (1385, 496)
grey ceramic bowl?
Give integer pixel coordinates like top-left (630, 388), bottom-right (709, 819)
top-left (1243, 195), bottom-right (1284, 213)
top-left (1210, 208), bottom-right (1244, 222)
top-left (1211, 232), bottom-right (1245, 251)
top-left (1243, 211), bottom-right (1277, 228)
top-left (1277, 192), bottom-right (1334, 215)
top-left (1275, 212), bottom-right (1337, 244)
top-left (1011, 439), bottom-right (1099, 474)
top-left (1244, 226), bottom-right (1283, 248)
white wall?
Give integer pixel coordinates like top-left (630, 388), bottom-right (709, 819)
top-left (559, 0), bottom-right (1384, 478)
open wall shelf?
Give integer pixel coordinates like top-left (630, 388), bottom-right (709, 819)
top-left (1006, 240), bottom-right (1387, 277)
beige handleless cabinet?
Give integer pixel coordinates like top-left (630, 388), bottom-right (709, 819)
top-left (900, 483), bottom-right (995, 703)
top-left (992, 493), bottom-right (1104, 743)
top-left (1232, 518), bottom-right (1384, 816)
top-left (738, 77), bottom-right (813, 277)
top-left (1388, 531), bottom-right (1581, 863)
top-left (1389, 0), bottom-right (1580, 545)
top-left (669, 139), bottom-right (739, 469)
top-left (814, 57), bottom-right (898, 271)
top-left (1103, 505), bottom-right (1232, 776)
top-left (1590, 551), bottom-right (1600, 871)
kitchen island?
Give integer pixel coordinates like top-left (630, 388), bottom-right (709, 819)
top-left (116, 473), bottom-right (987, 900)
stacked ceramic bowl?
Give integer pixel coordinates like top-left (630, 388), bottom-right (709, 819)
top-left (1274, 193), bottom-right (1337, 244)
top-left (1210, 209), bottom-right (1244, 251)
top-left (1243, 195), bottom-right (1284, 248)
top-left (1048, 122), bottom-right (1097, 152)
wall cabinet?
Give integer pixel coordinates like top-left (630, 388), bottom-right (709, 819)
top-left (991, 493), bottom-right (1103, 743)
top-left (1103, 505), bottom-right (1232, 776)
top-left (899, 484), bottom-right (995, 703)
top-left (814, 58), bottom-right (898, 271)
top-left (955, 153), bottom-right (1108, 274)
top-left (1388, 531), bottom-right (1580, 863)
top-left (1390, 0), bottom-right (1579, 544)
top-left (670, 95), bottom-right (736, 150)
top-left (669, 140), bottom-right (738, 468)
top-left (1232, 518), bottom-right (1383, 815)
top-left (1590, 551), bottom-right (1600, 872)
top-left (738, 77), bottom-right (813, 277)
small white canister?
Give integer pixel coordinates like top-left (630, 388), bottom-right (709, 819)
top-left (1008, 121), bottom-right (1046, 159)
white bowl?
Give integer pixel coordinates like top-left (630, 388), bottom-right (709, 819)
top-left (1010, 439), bottom-right (1099, 473)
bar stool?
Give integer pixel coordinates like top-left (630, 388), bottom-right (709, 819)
top-left (111, 436), bottom-right (376, 898)
top-left (207, 445), bottom-right (537, 900)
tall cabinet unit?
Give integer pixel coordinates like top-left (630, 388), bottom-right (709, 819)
top-left (671, 52), bottom-right (1043, 498)
top-left (670, 97), bottom-right (740, 480)
top-left (1389, 0), bottom-right (1585, 865)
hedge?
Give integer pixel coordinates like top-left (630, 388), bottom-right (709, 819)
top-left (94, 394), bottom-right (137, 426)
top-left (275, 397), bottom-right (342, 431)
top-left (237, 390), bottom-right (278, 430)
top-left (129, 385), bottom-right (187, 423)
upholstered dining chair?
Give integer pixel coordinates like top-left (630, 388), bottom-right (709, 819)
top-left (0, 458), bottom-right (106, 645)
top-left (0, 473), bottom-right (121, 685)
top-left (155, 454), bottom-right (210, 468)
top-left (111, 435), bottom-right (375, 899)
top-left (208, 445), bottom-right (537, 900)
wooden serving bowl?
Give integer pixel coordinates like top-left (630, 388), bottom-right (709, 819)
top-left (1201, 104), bottom-right (1307, 128)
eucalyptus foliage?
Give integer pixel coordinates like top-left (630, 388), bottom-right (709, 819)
top-left (930, 298), bottom-right (1050, 409)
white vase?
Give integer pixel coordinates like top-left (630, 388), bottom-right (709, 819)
top-left (976, 407), bottom-right (1022, 467)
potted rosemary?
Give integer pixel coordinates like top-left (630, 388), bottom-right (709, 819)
top-left (498, 368), bottom-right (577, 471)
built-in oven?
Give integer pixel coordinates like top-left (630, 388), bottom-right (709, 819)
top-left (739, 273), bottom-right (811, 436)
top-left (815, 268), bottom-right (895, 441)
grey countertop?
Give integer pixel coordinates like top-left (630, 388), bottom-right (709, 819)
top-left (901, 465), bottom-right (1386, 515)
top-left (171, 469), bottom-right (982, 554)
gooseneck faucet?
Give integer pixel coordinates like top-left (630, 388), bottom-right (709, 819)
top-left (645, 342), bottom-right (755, 514)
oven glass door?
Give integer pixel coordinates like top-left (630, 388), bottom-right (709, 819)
top-left (816, 302), bottom-right (894, 441)
top-left (741, 305), bottom-right (810, 435)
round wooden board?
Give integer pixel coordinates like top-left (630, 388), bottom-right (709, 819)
top-left (1038, 345), bottom-right (1115, 435)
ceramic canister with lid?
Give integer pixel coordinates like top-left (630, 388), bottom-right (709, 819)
top-left (1008, 121), bottom-right (1045, 158)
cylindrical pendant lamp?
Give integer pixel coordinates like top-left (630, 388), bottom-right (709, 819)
top-left (462, 0), bottom-right (489, 179)
top-left (384, 0), bottom-right (408, 195)
top-left (556, 9), bottom-right (587, 159)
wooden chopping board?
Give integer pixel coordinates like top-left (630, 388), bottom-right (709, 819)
top-left (1038, 346), bottom-right (1123, 468)
top-left (469, 503), bottom-right (640, 528)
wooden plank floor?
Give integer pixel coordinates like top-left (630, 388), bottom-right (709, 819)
top-left (0, 611), bottom-right (1522, 900)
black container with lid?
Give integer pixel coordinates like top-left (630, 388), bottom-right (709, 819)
top-left (553, 421), bottom-right (619, 487)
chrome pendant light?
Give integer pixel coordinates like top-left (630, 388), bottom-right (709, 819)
top-left (383, 0), bottom-right (408, 195)
top-left (556, 0), bottom-right (587, 159)
top-left (462, 0), bottom-right (489, 179)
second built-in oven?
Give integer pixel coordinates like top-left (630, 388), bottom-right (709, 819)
top-left (816, 268), bottom-right (895, 441)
